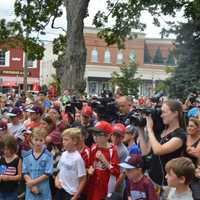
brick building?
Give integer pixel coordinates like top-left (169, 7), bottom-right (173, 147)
top-left (41, 27), bottom-right (175, 96)
top-left (84, 27), bottom-right (175, 96)
top-left (0, 39), bottom-right (40, 93)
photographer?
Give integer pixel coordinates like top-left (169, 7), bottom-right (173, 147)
top-left (138, 100), bottom-right (187, 187)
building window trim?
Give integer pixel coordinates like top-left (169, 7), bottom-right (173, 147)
top-left (0, 50), bottom-right (10, 67)
top-left (116, 51), bottom-right (124, 64)
top-left (27, 60), bottom-right (37, 68)
top-left (128, 50), bottom-right (136, 62)
top-left (91, 48), bottom-right (98, 63)
top-left (104, 48), bottom-right (111, 64)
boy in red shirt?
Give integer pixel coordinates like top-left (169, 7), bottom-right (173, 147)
top-left (87, 121), bottom-right (120, 200)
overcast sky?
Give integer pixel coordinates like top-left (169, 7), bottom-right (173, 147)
top-left (0, 0), bottom-right (184, 42)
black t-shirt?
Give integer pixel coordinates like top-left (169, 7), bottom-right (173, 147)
top-left (148, 128), bottom-right (186, 186)
top-left (0, 156), bottom-right (20, 192)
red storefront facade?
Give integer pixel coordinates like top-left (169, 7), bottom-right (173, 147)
top-left (0, 40), bottom-right (40, 92)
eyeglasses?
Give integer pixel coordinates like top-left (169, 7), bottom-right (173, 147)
top-left (93, 132), bottom-right (106, 137)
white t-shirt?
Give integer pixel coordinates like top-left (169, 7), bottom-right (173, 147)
top-left (167, 188), bottom-right (193, 200)
top-left (57, 150), bottom-right (86, 195)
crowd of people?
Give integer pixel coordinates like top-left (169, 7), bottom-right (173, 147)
top-left (0, 89), bottom-right (200, 200)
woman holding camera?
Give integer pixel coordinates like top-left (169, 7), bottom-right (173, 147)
top-left (138, 100), bottom-right (186, 186)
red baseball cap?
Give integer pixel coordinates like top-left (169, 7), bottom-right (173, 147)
top-left (112, 123), bottom-right (126, 136)
top-left (89, 121), bottom-right (113, 135)
top-left (81, 106), bottom-right (93, 117)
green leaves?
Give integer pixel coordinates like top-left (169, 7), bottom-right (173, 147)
top-left (53, 34), bottom-right (67, 55)
top-left (169, 19), bottom-right (200, 100)
top-left (111, 62), bottom-right (141, 97)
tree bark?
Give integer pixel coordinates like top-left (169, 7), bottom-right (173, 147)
top-left (61, 0), bottom-right (89, 94)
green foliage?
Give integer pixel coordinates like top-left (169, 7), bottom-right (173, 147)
top-left (53, 34), bottom-right (67, 55)
top-left (169, 20), bottom-right (200, 100)
top-left (93, 0), bottom-right (188, 48)
top-left (155, 78), bottom-right (171, 95)
top-left (153, 47), bottom-right (164, 64)
top-left (111, 62), bottom-right (141, 97)
top-left (166, 49), bottom-right (175, 66)
top-left (144, 45), bottom-right (152, 64)
top-left (14, 0), bottom-right (63, 34)
top-left (164, 66), bottom-right (176, 74)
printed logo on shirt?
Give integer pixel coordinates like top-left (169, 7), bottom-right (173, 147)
top-left (131, 190), bottom-right (147, 200)
top-left (39, 160), bottom-right (47, 168)
top-left (94, 160), bottom-right (107, 170)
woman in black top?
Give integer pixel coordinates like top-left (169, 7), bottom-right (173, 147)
top-left (139, 100), bottom-right (186, 186)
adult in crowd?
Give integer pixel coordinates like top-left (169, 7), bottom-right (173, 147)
top-left (24, 105), bottom-right (43, 130)
top-left (138, 100), bottom-right (187, 187)
top-left (116, 96), bottom-right (134, 124)
top-left (7, 107), bottom-right (26, 141)
top-left (72, 105), bottom-right (95, 147)
top-left (185, 117), bottom-right (200, 200)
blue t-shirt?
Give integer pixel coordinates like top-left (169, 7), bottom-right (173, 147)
top-left (43, 99), bottom-right (51, 110)
top-left (22, 148), bottom-right (53, 200)
top-left (128, 144), bottom-right (141, 155)
top-left (187, 107), bottom-right (199, 118)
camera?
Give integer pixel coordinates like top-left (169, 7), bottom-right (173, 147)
top-left (64, 96), bottom-right (83, 118)
top-left (125, 106), bottom-right (164, 139)
top-left (88, 94), bottom-right (119, 123)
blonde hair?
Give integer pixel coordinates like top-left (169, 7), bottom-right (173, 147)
top-left (62, 128), bottom-right (81, 142)
top-left (30, 127), bottom-right (48, 139)
top-left (189, 117), bottom-right (200, 128)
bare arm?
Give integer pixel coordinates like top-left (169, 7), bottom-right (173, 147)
top-left (148, 130), bottom-right (183, 155)
top-left (138, 127), bottom-right (152, 155)
top-left (71, 176), bottom-right (86, 200)
top-left (25, 174), bottom-right (49, 188)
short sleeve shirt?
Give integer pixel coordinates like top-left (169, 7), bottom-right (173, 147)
top-left (148, 128), bottom-right (186, 186)
top-left (22, 148), bottom-right (53, 200)
top-left (127, 175), bottom-right (158, 200)
top-left (57, 150), bottom-right (86, 195)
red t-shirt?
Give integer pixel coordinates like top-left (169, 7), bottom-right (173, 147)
top-left (127, 175), bottom-right (158, 200)
top-left (87, 144), bottom-right (120, 200)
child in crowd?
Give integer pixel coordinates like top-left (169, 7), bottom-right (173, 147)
top-left (55, 128), bottom-right (86, 200)
top-left (119, 154), bottom-right (158, 200)
top-left (87, 121), bottom-right (120, 200)
top-left (0, 135), bottom-right (22, 200)
top-left (165, 157), bottom-right (195, 200)
top-left (22, 127), bottom-right (53, 200)
top-left (124, 125), bottom-right (141, 155)
top-left (111, 123), bottom-right (129, 194)
top-left (77, 128), bottom-right (91, 200)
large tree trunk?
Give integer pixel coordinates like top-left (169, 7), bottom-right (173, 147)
top-left (61, 0), bottom-right (89, 94)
